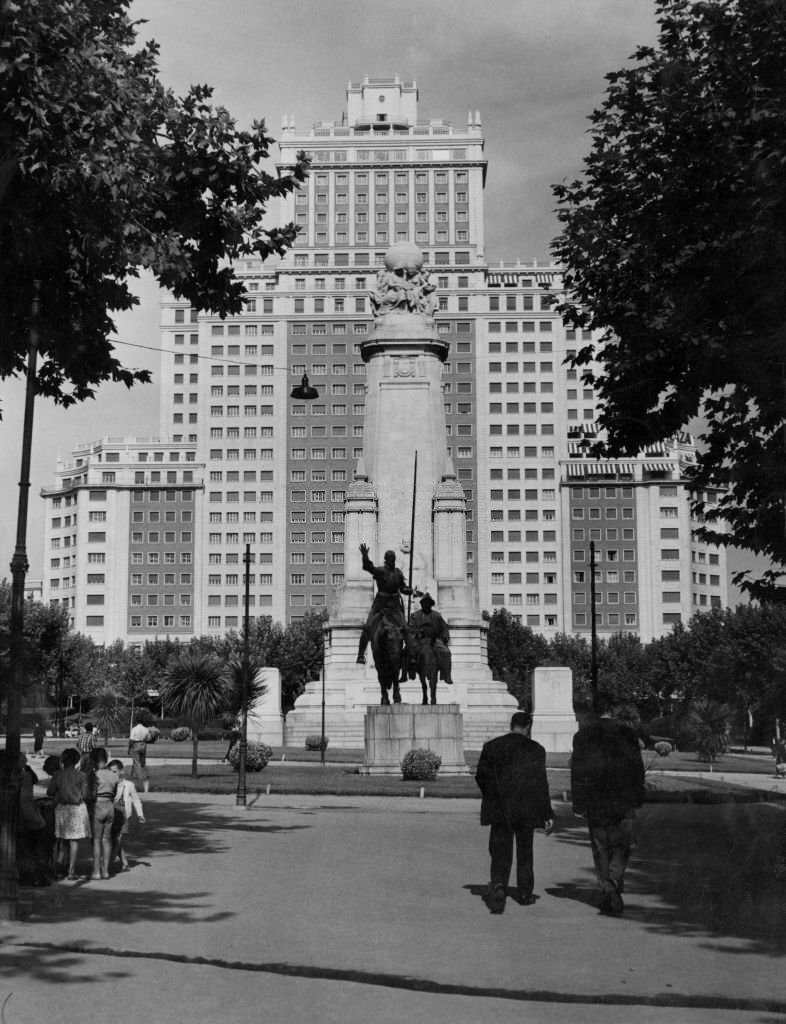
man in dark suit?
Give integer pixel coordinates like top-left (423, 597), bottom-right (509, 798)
top-left (476, 711), bottom-right (554, 913)
top-left (571, 695), bottom-right (645, 916)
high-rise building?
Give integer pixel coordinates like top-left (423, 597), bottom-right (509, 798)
top-left (42, 77), bottom-right (728, 646)
top-left (41, 438), bottom-right (203, 642)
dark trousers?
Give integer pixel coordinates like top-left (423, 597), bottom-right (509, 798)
top-left (589, 814), bottom-right (634, 893)
top-left (488, 822), bottom-right (535, 896)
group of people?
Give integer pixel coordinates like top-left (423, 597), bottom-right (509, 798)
top-left (476, 697), bottom-right (645, 915)
top-left (17, 719), bottom-right (150, 885)
top-left (42, 745), bottom-right (145, 881)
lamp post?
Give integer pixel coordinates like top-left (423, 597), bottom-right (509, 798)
top-left (236, 542), bottom-right (252, 806)
top-left (0, 281), bottom-right (40, 920)
top-left (320, 625), bottom-right (328, 766)
top-left (589, 540), bottom-right (599, 712)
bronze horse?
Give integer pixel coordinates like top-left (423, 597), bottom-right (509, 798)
top-left (370, 612), bottom-right (405, 705)
top-left (413, 640), bottom-right (440, 705)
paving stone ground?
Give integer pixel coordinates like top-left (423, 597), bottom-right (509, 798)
top-left (3, 787), bottom-right (786, 1024)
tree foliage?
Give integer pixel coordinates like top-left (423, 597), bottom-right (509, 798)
top-left (552, 0), bottom-right (786, 594)
top-left (0, 0), bottom-right (307, 405)
top-left (486, 610), bottom-right (549, 706)
top-left (277, 610), bottom-right (328, 713)
top-left (160, 649), bottom-right (228, 777)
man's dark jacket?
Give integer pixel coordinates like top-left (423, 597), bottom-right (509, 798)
top-left (571, 718), bottom-right (645, 826)
top-left (476, 733), bottom-right (553, 829)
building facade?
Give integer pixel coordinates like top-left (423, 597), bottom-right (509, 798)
top-left (41, 438), bottom-right (203, 643)
top-left (42, 77), bottom-right (728, 645)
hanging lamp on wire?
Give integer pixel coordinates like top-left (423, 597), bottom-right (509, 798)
top-left (290, 373), bottom-right (319, 400)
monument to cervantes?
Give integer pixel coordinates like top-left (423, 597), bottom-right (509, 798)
top-left (283, 241), bottom-right (522, 749)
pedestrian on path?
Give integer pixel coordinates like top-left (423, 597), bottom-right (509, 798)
top-left (475, 710), bottom-right (554, 913)
top-left (33, 719), bottom-right (46, 755)
top-left (571, 694), bottom-right (645, 916)
top-left (76, 721), bottom-right (96, 770)
top-left (107, 759), bottom-right (145, 872)
top-left (46, 747), bottom-right (91, 880)
top-left (128, 717), bottom-right (151, 792)
top-left (89, 747), bottom-right (118, 880)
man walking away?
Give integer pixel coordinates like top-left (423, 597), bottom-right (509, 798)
top-left (571, 694), bottom-right (645, 915)
top-left (476, 711), bottom-right (553, 914)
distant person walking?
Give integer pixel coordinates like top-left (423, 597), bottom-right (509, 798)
top-left (475, 711), bottom-right (554, 913)
top-left (76, 722), bottom-right (96, 769)
top-left (571, 695), bottom-right (645, 916)
top-left (33, 719), bottom-right (46, 755)
top-left (772, 735), bottom-right (786, 778)
top-left (128, 718), bottom-right (151, 792)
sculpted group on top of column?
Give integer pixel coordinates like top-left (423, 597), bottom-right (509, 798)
top-left (370, 242), bottom-right (437, 321)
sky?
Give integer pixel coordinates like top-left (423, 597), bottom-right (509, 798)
top-left (7, 0), bottom-right (739, 592)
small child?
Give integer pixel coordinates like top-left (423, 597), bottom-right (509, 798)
top-left (46, 747), bottom-right (90, 880)
top-left (107, 759), bottom-right (145, 871)
top-left (90, 747), bottom-right (118, 880)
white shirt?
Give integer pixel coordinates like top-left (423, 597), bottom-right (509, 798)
top-left (129, 723), bottom-right (149, 742)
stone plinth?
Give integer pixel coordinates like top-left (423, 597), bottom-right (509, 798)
top-left (246, 667), bottom-right (284, 747)
top-left (359, 703), bottom-right (470, 776)
top-left (531, 666), bottom-right (577, 753)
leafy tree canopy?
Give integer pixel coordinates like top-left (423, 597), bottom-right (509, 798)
top-left (552, 0), bottom-right (786, 594)
top-left (0, 0), bottom-right (307, 404)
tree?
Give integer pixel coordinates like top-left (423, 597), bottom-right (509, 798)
top-left (221, 657), bottom-right (269, 719)
top-left (0, 0), bottom-right (308, 405)
top-left (544, 633), bottom-right (592, 707)
top-left (160, 649), bottom-right (229, 777)
top-left (552, 0), bottom-right (786, 596)
top-left (486, 609), bottom-right (549, 707)
top-left (276, 611), bottom-right (327, 713)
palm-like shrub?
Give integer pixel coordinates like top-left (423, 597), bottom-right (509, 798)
top-left (160, 649), bottom-right (229, 777)
top-left (221, 657), bottom-right (269, 717)
top-left (687, 698), bottom-right (731, 768)
top-left (91, 688), bottom-right (122, 745)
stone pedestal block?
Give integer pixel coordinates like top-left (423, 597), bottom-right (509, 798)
top-left (531, 666), bottom-right (577, 753)
top-left (359, 704), bottom-right (470, 776)
top-left (246, 668), bottom-right (284, 747)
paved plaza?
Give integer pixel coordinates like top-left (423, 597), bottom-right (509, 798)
top-left (2, 788), bottom-right (786, 1023)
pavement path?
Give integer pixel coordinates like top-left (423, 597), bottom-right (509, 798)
top-left (3, 791), bottom-right (786, 1023)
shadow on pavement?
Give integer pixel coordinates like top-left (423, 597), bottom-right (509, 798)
top-left (553, 803), bottom-right (786, 955)
top-left (0, 940), bottom-right (133, 986)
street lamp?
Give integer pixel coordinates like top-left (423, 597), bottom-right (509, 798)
top-left (590, 540), bottom-right (599, 711)
top-left (236, 542), bottom-right (252, 807)
top-left (290, 373), bottom-right (319, 400)
top-left (0, 281), bottom-right (40, 921)
top-left (320, 626), bottom-right (328, 767)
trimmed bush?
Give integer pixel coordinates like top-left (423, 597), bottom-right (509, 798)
top-left (305, 734), bottom-right (329, 751)
top-left (401, 748), bottom-right (441, 781)
top-left (228, 741), bottom-right (273, 772)
top-left (147, 725), bottom-right (160, 744)
top-left (170, 726), bottom-right (192, 742)
top-left (653, 740), bottom-right (672, 757)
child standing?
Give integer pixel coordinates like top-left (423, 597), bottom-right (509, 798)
top-left (107, 759), bottom-right (145, 871)
top-left (46, 747), bottom-right (90, 880)
top-left (90, 747), bottom-right (118, 880)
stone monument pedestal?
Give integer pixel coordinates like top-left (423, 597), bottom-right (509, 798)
top-left (245, 668), bottom-right (284, 747)
top-left (359, 703), bottom-right (470, 776)
top-left (531, 666), bottom-right (577, 753)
